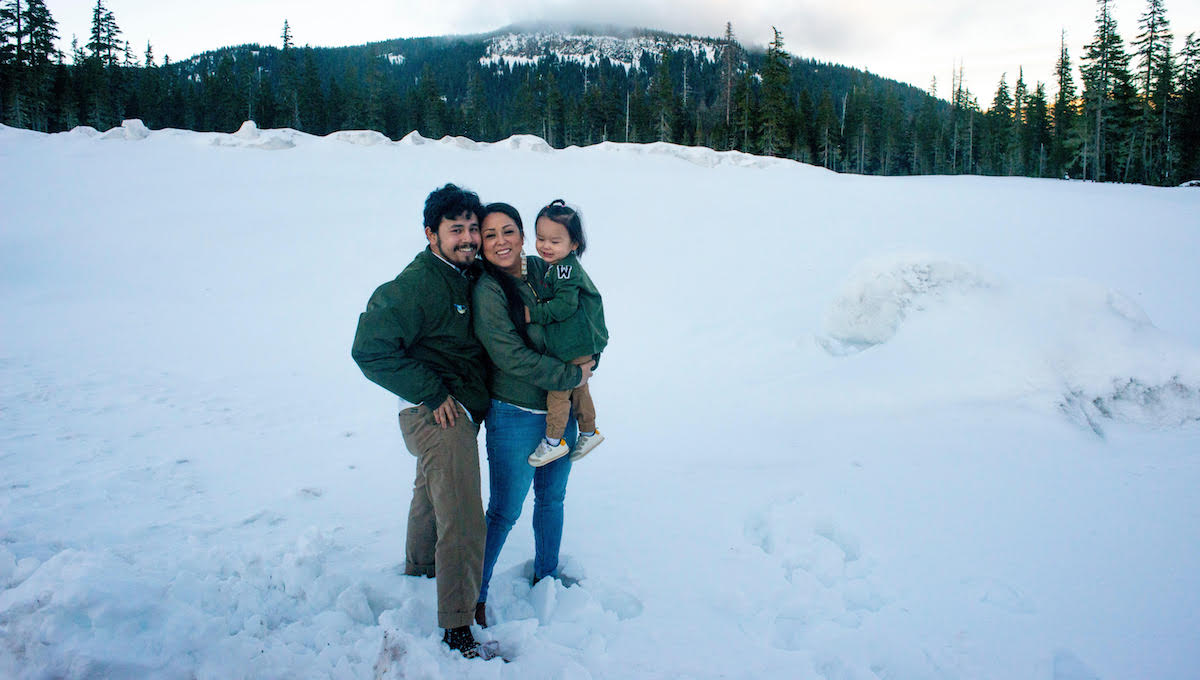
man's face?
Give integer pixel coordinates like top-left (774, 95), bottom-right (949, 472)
top-left (426, 211), bottom-right (480, 266)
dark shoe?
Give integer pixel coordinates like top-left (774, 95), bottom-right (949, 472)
top-left (442, 626), bottom-right (480, 659)
top-left (474, 602), bottom-right (488, 628)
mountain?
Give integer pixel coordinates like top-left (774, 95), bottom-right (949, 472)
top-left (159, 23), bottom-right (944, 162)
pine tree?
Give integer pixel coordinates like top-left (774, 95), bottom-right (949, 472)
top-left (0, 0), bottom-right (22, 67)
top-left (1012, 68), bottom-right (1028, 174)
top-left (1177, 33), bottom-right (1200, 177)
top-left (648, 49), bottom-right (679, 143)
top-left (23, 0), bottom-right (56, 67)
top-left (298, 50), bottom-right (324, 134)
top-left (720, 22), bottom-right (739, 132)
top-left (987, 73), bottom-right (1013, 174)
top-left (1081, 0), bottom-right (1133, 180)
top-left (1052, 31), bottom-right (1081, 177)
top-left (416, 63), bottom-right (447, 139)
top-left (759, 27), bottom-right (792, 156)
top-left (462, 67), bottom-right (486, 141)
top-left (1026, 82), bottom-right (1052, 176)
top-left (278, 20), bottom-right (299, 128)
top-left (69, 33), bottom-right (83, 64)
top-left (23, 0), bottom-right (56, 129)
top-left (87, 0), bottom-right (120, 66)
top-left (729, 70), bottom-right (757, 152)
top-left (1132, 0), bottom-right (1174, 183)
top-left (814, 88), bottom-right (836, 168)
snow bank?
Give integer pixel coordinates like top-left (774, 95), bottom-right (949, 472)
top-left (820, 254), bottom-right (1200, 433)
top-left (99, 119), bottom-right (151, 141)
top-left (495, 134), bottom-right (553, 153)
top-left (327, 130), bottom-right (391, 147)
top-left (398, 130), bottom-right (429, 146)
top-left (61, 125), bottom-right (100, 138)
top-left (821, 253), bottom-right (998, 353)
top-left (208, 122), bottom-right (300, 150)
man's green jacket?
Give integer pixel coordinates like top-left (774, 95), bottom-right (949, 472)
top-left (351, 247), bottom-right (489, 422)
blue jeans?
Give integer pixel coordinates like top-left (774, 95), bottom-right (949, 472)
top-left (477, 399), bottom-right (577, 604)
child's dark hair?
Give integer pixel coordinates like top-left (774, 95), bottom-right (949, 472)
top-left (536, 199), bottom-right (586, 257)
top-left (423, 183), bottom-right (484, 233)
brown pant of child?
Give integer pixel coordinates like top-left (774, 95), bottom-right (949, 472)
top-left (546, 355), bottom-right (597, 441)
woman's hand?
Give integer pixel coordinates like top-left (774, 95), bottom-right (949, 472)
top-left (575, 360), bottom-right (595, 388)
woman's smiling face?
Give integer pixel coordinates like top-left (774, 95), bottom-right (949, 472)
top-left (481, 211), bottom-right (524, 272)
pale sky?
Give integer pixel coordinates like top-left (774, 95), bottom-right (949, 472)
top-left (52, 0), bottom-right (1200, 105)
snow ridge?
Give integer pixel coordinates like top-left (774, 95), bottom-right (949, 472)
top-left (55, 120), bottom-right (821, 175)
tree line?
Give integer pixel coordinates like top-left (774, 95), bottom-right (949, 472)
top-left (2, 0), bottom-right (1198, 185)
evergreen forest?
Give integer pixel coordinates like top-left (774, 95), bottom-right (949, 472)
top-left (3, 0), bottom-right (1199, 185)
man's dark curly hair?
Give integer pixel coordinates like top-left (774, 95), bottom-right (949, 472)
top-left (423, 183), bottom-right (484, 233)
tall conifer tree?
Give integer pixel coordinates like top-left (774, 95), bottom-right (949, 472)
top-left (1132, 0), bottom-right (1174, 182)
top-left (759, 27), bottom-right (792, 156)
top-left (1052, 31), bottom-right (1081, 176)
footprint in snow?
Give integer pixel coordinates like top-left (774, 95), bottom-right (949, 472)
top-left (744, 497), bottom-right (888, 651)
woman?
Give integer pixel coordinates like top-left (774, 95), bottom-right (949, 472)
top-left (471, 202), bottom-right (594, 627)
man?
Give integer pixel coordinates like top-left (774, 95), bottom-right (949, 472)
top-left (351, 184), bottom-right (490, 658)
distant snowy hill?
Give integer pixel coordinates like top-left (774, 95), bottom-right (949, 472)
top-left (2, 121), bottom-right (1198, 679)
top-left (479, 30), bottom-right (723, 70)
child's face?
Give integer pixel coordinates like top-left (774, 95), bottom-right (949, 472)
top-left (535, 217), bottom-right (577, 264)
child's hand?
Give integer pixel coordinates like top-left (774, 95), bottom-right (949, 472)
top-left (524, 306), bottom-right (531, 323)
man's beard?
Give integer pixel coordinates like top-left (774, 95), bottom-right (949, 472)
top-left (436, 238), bottom-right (478, 266)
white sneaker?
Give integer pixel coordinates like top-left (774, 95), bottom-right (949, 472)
top-left (570, 430), bottom-right (604, 461)
top-left (529, 438), bottom-right (569, 467)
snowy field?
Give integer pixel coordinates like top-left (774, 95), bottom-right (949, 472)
top-left (2, 120), bottom-right (1199, 679)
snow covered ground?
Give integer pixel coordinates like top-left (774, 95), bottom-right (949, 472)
top-left (2, 120), bottom-right (1199, 679)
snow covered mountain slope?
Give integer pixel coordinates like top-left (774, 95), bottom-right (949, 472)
top-left (1, 121), bottom-right (1198, 679)
top-left (480, 30), bottom-right (722, 70)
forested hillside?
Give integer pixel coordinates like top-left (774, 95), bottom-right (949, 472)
top-left (3, 1), bottom-right (1198, 184)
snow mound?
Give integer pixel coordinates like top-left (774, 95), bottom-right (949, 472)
top-left (0, 124), bottom-right (46, 141)
top-left (61, 125), bottom-right (100, 138)
top-left (818, 258), bottom-right (1200, 432)
top-left (327, 129), bottom-right (391, 146)
top-left (1179, 179), bottom-right (1200, 188)
top-left (397, 130), bottom-right (428, 146)
top-left (495, 134), bottom-right (553, 153)
top-left (99, 119), bottom-right (151, 141)
top-left (233, 120), bottom-right (260, 140)
top-left (821, 253), bottom-right (997, 353)
top-left (439, 135), bottom-right (483, 150)
top-left (1046, 281), bottom-right (1200, 433)
top-left (580, 139), bottom-right (806, 170)
top-left (210, 123), bottom-right (298, 150)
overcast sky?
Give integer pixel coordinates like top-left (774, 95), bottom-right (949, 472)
top-left (52, 0), bottom-right (1200, 105)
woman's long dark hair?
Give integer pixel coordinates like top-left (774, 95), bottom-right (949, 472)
top-left (479, 202), bottom-right (533, 346)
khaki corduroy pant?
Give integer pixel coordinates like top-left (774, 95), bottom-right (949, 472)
top-left (398, 404), bottom-right (485, 629)
top-left (545, 355), bottom-right (598, 440)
